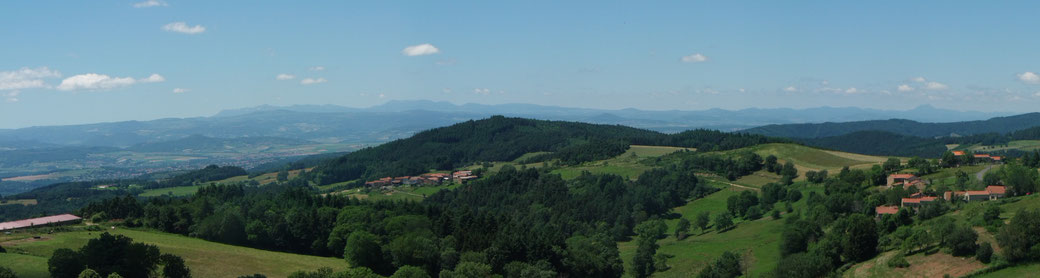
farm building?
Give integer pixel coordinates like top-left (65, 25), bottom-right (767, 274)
top-left (943, 185), bottom-right (1006, 202)
top-left (0, 214), bottom-right (82, 231)
top-left (886, 173), bottom-right (920, 187)
top-left (875, 205), bottom-right (899, 217)
top-left (901, 196), bottom-right (938, 208)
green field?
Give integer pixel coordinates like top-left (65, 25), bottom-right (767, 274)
top-left (724, 143), bottom-right (892, 177)
top-left (618, 181), bottom-right (822, 277)
top-left (963, 140), bottom-right (1040, 152)
top-left (0, 228), bottom-right (348, 278)
top-left (551, 145), bottom-right (691, 180)
top-left (978, 263), bottom-right (1040, 277)
top-left (139, 185), bottom-right (202, 197)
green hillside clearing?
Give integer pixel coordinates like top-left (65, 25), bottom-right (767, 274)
top-left (0, 228), bottom-right (348, 278)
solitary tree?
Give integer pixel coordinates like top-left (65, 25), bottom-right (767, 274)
top-left (695, 211), bottom-right (711, 232)
top-left (714, 212), bottom-right (735, 232)
top-left (675, 218), bottom-right (692, 240)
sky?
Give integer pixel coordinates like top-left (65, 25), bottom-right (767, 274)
top-left (2, 1), bottom-right (1040, 129)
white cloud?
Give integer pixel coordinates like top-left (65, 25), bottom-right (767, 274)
top-left (402, 43), bottom-right (440, 56)
top-left (172, 88), bottom-right (189, 93)
top-left (56, 73), bottom-right (159, 91)
top-left (3, 91), bottom-right (18, 102)
top-left (300, 78), bottom-right (326, 85)
top-left (473, 88), bottom-right (491, 95)
top-left (738, 88), bottom-right (746, 93)
top-left (783, 86), bottom-right (798, 92)
top-left (681, 53), bottom-right (708, 63)
top-left (276, 74), bottom-right (295, 80)
top-left (1017, 72), bottom-right (1040, 84)
top-left (1, 67), bottom-right (61, 90)
top-left (133, 0), bottom-right (167, 8)
top-left (442, 88), bottom-right (452, 93)
top-left (378, 93), bottom-right (386, 98)
top-left (925, 81), bottom-right (949, 90)
top-left (162, 22), bottom-right (206, 34)
top-left (139, 73), bottom-right (165, 83)
top-left (844, 87), bottom-right (860, 94)
top-left (897, 84), bottom-right (914, 92)
top-left (309, 66), bottom-right (325, 71)
top-left (912, 77), bottom-right (927, 82)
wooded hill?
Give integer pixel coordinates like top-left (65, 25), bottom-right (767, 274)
top-left (302, 116), bottom-right (785, 185)
top-left (743, 112), bottom-right (1040, 139)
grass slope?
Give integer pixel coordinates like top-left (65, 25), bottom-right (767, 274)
top-left (619, 181), bottom-right (822, 277)
top-left (551, 145), bottom-right (690, 180)
top-left (0, 228), bottom-right (347, 278)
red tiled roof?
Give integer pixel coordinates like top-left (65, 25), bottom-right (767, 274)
top-left (986, 185), bottom-right (1007, 195)
top-left (965, 190), bottom-right (989, 196)
top-left (992, 156), bottom-right (1003, 161)
top-left (0, 214), bottom-right (81, 231)
top-left (890, 174), bottom-right (916, 179)
top-left (902, 196), bottom-right (938, 203)
top-left (952, 151), bottom-right (966, 156)
top-left (876, 206), bottom-right (899, 215)
top-left (974, 154), bottom-right (991, 158)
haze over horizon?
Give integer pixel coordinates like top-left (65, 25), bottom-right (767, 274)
top-left (4, 1), bottom-right (1040, 128)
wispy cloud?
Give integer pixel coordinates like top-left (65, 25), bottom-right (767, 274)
top-left (275, 74), bottom-right (295, 80)
top-left (924, 81), bottom-right (949, 90)
top-left (402, 43), bottom-right (440, 56)
top-left (300, 78), bottom-right (327, 85)
top-left (681, 53), bottom-right (708, 63)
top-left (1018, 72), bottom-right (1040, 84)
top-left (0, 67), bottom-right (61, 90)
top-left (473, 88), bottom-right (491, 95)
top-left (56, 73), bottom-right (163, 91)
top-left (133, 0), bottom-right (167, 8)
top-left (783, 86), bottom-right (798, 92)
top-left (139, 74), bottom-right (165, 83)
top-left (309, 66), bottom-right (325, 71)
top-left (172, 88), bottom-right (189, 93)
top-left (897, 84), bottom-right (914, 92)
top-left (3, 91), bottom-right (18, 102)
top-left (162, 22), bottom-right (206, 34)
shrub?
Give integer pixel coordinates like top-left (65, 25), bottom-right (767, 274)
top-left (887, 253), bottom-right (910, 268)
top-left (976, 242), bottom-right (993, 264)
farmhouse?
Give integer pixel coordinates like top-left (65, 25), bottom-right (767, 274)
top-left (886, 173), bottom-right (920, 187)
top-left (875, 205), bottom-right (899, 217)
top-left (901, 196), bottom-right (938, 208)
top-left (943, 185), bottom-right (1006, 202)
top-left (951, 151), bottom-right (966, 156)
top-left (0, 214), bottom-right (82, 231)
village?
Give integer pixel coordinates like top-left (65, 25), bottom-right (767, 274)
top-left (875, 151), bottom-right (1008, 217)
top-left (362, 170), bottom-right (478, 191)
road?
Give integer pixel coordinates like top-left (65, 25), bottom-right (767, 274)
top-left (976, 165), bottom-right (994, 182)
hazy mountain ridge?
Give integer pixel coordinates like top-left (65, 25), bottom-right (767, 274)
top-left (0, 101), bottom-right (1011, 150)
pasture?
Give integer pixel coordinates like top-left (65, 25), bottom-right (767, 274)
top-left (0, 228), bottom-right (348, 278)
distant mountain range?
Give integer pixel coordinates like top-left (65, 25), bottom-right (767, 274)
top-left (0, 100), bottom-right (1019, 150)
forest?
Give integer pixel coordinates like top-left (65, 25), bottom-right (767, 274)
top-left (303, 116), bottom-right (783, 186)
top-left (73, 147), bottom-right (760, 277)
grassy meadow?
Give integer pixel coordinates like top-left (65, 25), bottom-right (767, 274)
top-left (0, 228), bottom-right (348, 278)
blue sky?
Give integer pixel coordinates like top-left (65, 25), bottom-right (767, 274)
top-left (2, 1), bottom-right (1040, 128)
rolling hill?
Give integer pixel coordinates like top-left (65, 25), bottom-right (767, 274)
top-left (743, 112), bottom-right (1040, 139)
top-left (304, 116), bottom-right (783, 185)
